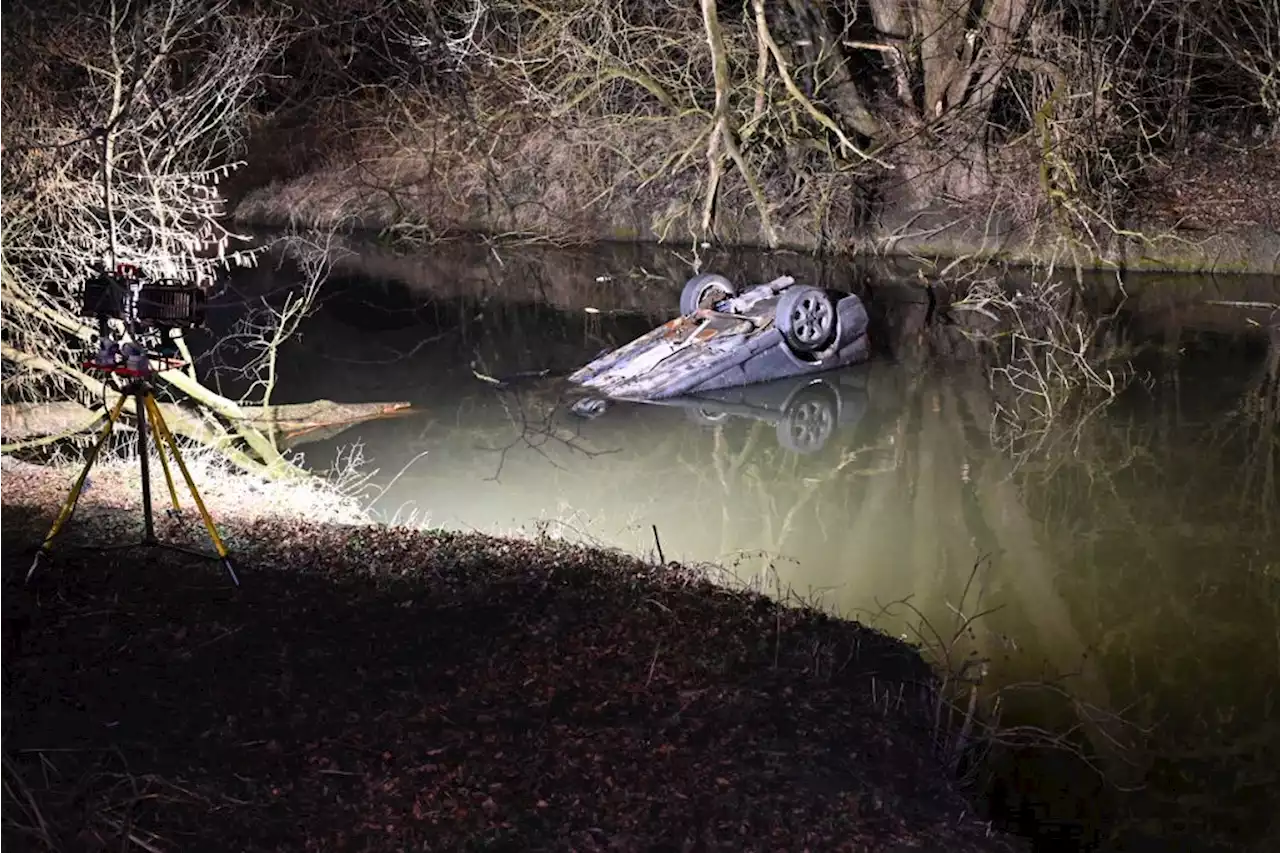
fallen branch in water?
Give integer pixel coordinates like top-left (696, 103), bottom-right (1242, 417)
top-left (2, 399), bottom-right (414, 453)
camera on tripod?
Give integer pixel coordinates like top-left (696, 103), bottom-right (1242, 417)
top-left (81, 263), bottom-right (207, 328)
top-left (80, 264), bottom-right (207, 373)
top-left (33, 262), bottom-right (238, 586)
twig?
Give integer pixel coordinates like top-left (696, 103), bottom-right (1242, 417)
top-left (2, 753), bottom-right (53, 848)
top-left (645, 643), bottom-right (662, 687)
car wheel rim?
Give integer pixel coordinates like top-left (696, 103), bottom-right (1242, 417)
top-left (789, 295), bottom-right (834, 346)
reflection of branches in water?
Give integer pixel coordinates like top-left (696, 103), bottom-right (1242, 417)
top-left (827, 371), bottom-right (1158, 792)
top-left (1209, 324), bottom-right (1279, 530)
top-left (690, 413), bottom-right (898, 566)
top-left (979, 344), bottom-right (1280, 844)
top-left (948, 267), bottom-right (1140, 472)
top-left (760, 443), bottom-right (888, 558)
top-left (1092, 562), bottom-right (1280, 847)
top-left (867, 558), bottom-right (1150, 793)
top-left (992, 389), bottom-right (1136, 477)
top-left (477, 386), bottom-right (619, 482)
top-left (708, 421), bottom-right (768, 558)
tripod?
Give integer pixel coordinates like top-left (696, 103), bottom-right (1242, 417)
top-left (27, 366), bottom-right (240, 586)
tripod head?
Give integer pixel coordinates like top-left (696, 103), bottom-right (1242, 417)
top-left (80, 263), bottom-right (207, 376)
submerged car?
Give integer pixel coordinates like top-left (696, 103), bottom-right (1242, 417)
top-left (567, 273), bottom-right (870, 401)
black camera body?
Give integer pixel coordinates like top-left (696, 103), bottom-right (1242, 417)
top-left (80, 264), bottom-right (207, 330)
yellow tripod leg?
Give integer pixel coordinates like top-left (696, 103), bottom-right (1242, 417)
top-left (27, 392), bottom-right (129, 581)
top-left (145, 394), bottom-right (182, 515)
top-left (143, 394), bottom-right (240, 586)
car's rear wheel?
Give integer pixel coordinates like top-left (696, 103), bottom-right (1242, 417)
top-left (680, 274), bottom-right (737, 316)
top-left (776, 286), bottom-right (836, 354)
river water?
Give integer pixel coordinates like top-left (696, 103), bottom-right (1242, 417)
top-left (209, 238), bottom-right (1278, 851)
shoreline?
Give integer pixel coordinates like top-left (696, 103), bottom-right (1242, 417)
top-left (1, 456), bottom-right (1023, 851)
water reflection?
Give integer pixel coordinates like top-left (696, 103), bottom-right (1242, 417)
top-left (238, 243), bottom-right (1278, 851)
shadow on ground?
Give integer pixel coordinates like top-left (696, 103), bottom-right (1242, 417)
top-left (2, 502), bottom-right (1018, 852)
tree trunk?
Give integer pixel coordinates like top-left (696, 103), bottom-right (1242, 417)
top-left (780, 1), bottom-right (886, 139)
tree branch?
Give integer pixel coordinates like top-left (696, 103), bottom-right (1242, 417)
top-left (702, 0), bottom-right (778, 246)
top-left (752, 0), bottom-right (893, 169)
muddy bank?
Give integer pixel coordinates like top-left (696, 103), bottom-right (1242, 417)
top-left (1, 459), bottom-right (1021, 852)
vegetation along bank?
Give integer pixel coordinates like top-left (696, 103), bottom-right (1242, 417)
top-left (229, 0), bottom-right (1280, 272)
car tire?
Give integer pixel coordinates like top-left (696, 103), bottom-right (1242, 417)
top-left (680, 274), bottom-right (737, 316)
top-left (776, 286), bottom-right (837, 354)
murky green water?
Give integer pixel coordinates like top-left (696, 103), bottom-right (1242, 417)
top-left (211, 239), bottom-right (1278, 851)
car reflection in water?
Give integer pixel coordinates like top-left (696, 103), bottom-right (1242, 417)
top-left (571, 368), bottom-right (868, 455)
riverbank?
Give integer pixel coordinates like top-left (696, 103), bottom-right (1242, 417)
top-left (231, 120), bottom-right (1280, 275)
top-left (1, 457), bottom-right (1021, 852)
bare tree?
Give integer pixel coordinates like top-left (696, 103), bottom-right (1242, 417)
top-left (1203, 0), bottom-right (1280, 136)
top-left (939, 256), bottom-right (1140, 467)
top-left (199, 231), bottom-right (348, 439)
top-left (376, 0), bottom-right (1196, 252)
top-left (0, 0), bottom-right (348, 477)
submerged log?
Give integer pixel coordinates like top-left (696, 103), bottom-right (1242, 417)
top-left (2, 399), bottom-right (414, 450)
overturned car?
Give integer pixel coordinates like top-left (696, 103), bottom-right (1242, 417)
top-left (567, 273), bottom-right (870, 401)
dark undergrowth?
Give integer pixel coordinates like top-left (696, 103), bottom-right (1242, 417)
top-left (1, 501), bottom-right (1021, 852)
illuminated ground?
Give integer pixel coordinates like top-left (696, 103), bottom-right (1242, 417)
top-left (2, 461), bottom-right (1020, 852)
